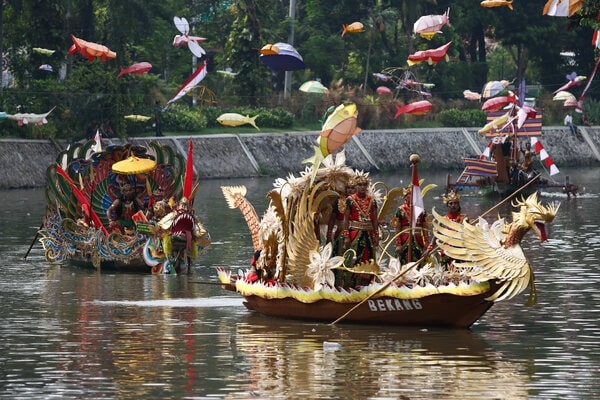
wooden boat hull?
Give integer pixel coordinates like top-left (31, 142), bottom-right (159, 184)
top-left (241, 292), bottom-right (495, 328)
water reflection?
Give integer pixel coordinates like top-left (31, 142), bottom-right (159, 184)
top-left (1, 167), bottom-right (600, 399)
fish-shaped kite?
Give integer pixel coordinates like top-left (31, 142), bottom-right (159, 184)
top-left (376, 86), bottom-right (393, 95)
top-left (463, 90), bottom-right (482, 101)
top-left (341, 22), bottom-right (365, 37)
top-left (39, 64), bottom-right (53, 72)
top-left (7, 107), bottom-right (55, 126)
top-left (33, 47), bottom-right (55, 56)
top-left (303, 103), bottom-right (361, 183)
top-left (516, 105), bottom-right (537, 129)
top-left (413, 8), bottom-right (450, 40)
top-left (480, 0), bottom-right (513, 10)
top-left (394, 100), bottom-right (433, 118)
top-left (173, 16), bottom-right (206, 58)
top-left (124, 115), bottom-right (151, 122)
top-left (477, 112), bottom-right (513, 134)
top-left (69, 35), bottom-right (116, 62)
top-left (553, 72), bottom-right (586, 94)
top-left (553, 91), bottom-right (576, 101)
top-left (117, 62), bottom-right (152, 78)
top-left (217, 113), bottom-right (260, 130)
top-left (407, 42), bottom-right (452, 66)
top-left (372, 73), bottom-right (392, 82)
top-left (481, 93), bottom-right (517, 112)
top-left (543, 0), bottom-right (583, 17)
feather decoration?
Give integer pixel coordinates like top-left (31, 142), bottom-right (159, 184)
top-left (221, 185), bottom-right (261, 250)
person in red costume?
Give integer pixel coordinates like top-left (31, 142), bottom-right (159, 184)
top-left (326, 178), bottom-right (356, 256)
top-left (438, 190), bottom-right (467, 267)
top-left (393, 187), bottom-right (429, 265)
top-left (341, 174), bottom-right (378, 286)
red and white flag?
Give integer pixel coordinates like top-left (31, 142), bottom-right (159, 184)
top-left (411, 163), bottom-right (424, 229)
top-left (530, 137), bottom-right (560, 176)
top-left (166, 61), bottom-right (207, 106)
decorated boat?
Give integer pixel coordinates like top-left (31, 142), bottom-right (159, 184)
top-left (39, 138), bottom-right (210, 273)
top-left (217, 153), bottom-right (560, 328)
top-left (447, 107), bottom-right (577, 198)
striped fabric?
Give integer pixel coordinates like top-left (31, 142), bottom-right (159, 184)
top-left (484, 111), bottom-right (542, 138)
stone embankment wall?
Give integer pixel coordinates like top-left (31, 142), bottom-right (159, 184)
top-left (1, 126), bottom-right (599, 189)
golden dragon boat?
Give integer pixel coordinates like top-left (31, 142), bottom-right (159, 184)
top-left (217, 152), bottom-right (559, 328)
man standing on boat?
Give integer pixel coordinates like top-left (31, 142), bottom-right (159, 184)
top-left (438, 190), bottom-right (466, 267)
top-left (341, 174), bottom-right (378, 285)
top-left (393, 187), bottom-right (429, 265)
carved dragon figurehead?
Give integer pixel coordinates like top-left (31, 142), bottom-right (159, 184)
top-left (503, 192), bottom-right (560, 247)
top-left (432, 192), bottom-right (560, 302)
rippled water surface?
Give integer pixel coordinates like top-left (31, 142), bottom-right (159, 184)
top-left (1, 167), bottom-right (599, 399)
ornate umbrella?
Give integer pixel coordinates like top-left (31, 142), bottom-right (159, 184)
top-left (111, 156), bottom-right (157, 175)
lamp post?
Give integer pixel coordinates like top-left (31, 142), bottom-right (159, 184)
top-left (283, 0), bottom-right (296, 99)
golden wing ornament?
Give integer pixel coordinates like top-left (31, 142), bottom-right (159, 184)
top-left (431, 207), bottom-right (531, 302)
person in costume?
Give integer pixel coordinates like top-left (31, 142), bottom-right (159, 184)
top-left (438, 190), bottom-right (467, 267)
top-left (393, 186), bottom-right (429, 265)
top-left (341, 174), bottom-right (378, 286)
top-left (106, 182), bottom-right (144, 234)
top-left (326, 178), bottom-right (356, 256)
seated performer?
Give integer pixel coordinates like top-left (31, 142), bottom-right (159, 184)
top-left (106, 182), bottom-right (144, 234)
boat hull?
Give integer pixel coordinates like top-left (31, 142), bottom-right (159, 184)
top-left (241, 291), bottom-right (494, 328)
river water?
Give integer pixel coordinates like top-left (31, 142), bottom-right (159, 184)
top-left (1, 166), bottom-right (599, 399)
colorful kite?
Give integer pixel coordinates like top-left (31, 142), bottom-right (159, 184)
top-left (69, 35), bottom-right (116, 62)
top-left (341, 22), bottom-right (364, 37)
top-left (543, 0), bottom-right (583, 17)
top-left (413, 8), bottom-right (450, 40)
top-left (407, 42), bottom-right (451, 66)
top-left (394, 100), bottom-right (433, 118)
top-left (553, 72), bottom-right (586, 94)
top-left (259, 42), bottom-right (305, 71)
top-left (480, 0), bottom-right (514, 10)
top-left (166, 61), bottom-right (208, 106)
top-left (7, 107), bottom-right (55, 126)
top-left (173, 16), bottom-right (206, 57)
top-left (117, 62), bottom-right (152, 78)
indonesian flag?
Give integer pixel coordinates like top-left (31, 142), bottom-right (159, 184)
top-left (530, 137), bottom-right (560, 176)
top-left (92, 130), bottom-right (102, 153)
top-left (411, 163), bottom-right (424, 229)
top-left (166, 61), bottom-right (207, 106)
top-left (183, 139), bottom-right (194, 199)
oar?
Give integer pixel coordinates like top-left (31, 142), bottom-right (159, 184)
top-left (24, 222), bottom-right (44, 260)
top-left (331, 173), bottom-right (542, 325)
top-left (189, 280), bottom-right (228, 285)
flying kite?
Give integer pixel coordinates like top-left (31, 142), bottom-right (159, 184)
top-left (480, 0), bottom-right (514, 10)
top-left (341, 22), bottom-right (364, 37)
top-left (477, 112), bottom-right (513, 134)
top-left (553, 91), bottom-right (576, 101)
top-left (481, 93), bottom-right (517, 112)
top-left (39, 64), bottom-right (53, 72)
top-left (516, 105), bottom-right (537, 129)
top-left (553, 72), bottom-right (586, 94)
top-left (372, 73), bottom-right (392, 82)
top-left (463, 90), bottom-right (482, 101)
top-left (216, 113), bottom-right (260, 130)
top-left (481, 80), bottom-right (509, 98)
top-left (7, 107), bottom-right (55, 126)
top-left (124, 115), bottom-right (152, 122)
top-left (407, 42), bottom-right (452, 66)
top-left (69, 35), bottom-right (116, 62)
top-left (217, 68), bottom-right (238, 78)
top-left (166, 61), bottom-right (208, 106)
top-left (173, 16), bottom-right (206, 57)
top-left (259, 42), bottom-right (305, 71)
top-left (33, 47), bottom-right (55, 56)
top-left (376, 86), bottom-right (393, 95)
top-left (117, 62), bottom-right (152, 78)
top-left (394, 100), bottom-right (433, 118)
top-left (299, 80), bottom-right (329, 94)
top-left (543, 0), bottom-right (583, 17)
top-left (413, 8), bottom-right (450, 40)
top-left (303, 103), bottom-right (361, 183)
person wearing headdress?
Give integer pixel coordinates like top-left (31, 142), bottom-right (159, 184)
top-left (393, 185), bottom-right (429, 265)
top-left (326, 176), bottom-right (356, 256)
top-left (437, 190), bottom-right (467, 266)
top-left (442, 190), bottom-right (466, 223)
top-left (341, 173), bottom-right (378, 286)
top-left (106, 182), bottom-right (144, 234)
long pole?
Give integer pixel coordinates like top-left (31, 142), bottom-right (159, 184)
top-left (283, 0), bottom-right (296, 99)
top-left (331, 173), bottom-right (541, 325)
top-left (24, 222), bottom-right (44, 260)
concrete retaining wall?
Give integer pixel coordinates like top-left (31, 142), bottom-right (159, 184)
top-left (1, 126), bottom-right (599, 189)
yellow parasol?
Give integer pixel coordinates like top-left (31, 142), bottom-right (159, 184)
top-left (111, 156), bottom-right (157, 175)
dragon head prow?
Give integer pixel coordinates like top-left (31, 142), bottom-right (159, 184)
top-left (511, 192), bottom-right (560, 242)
